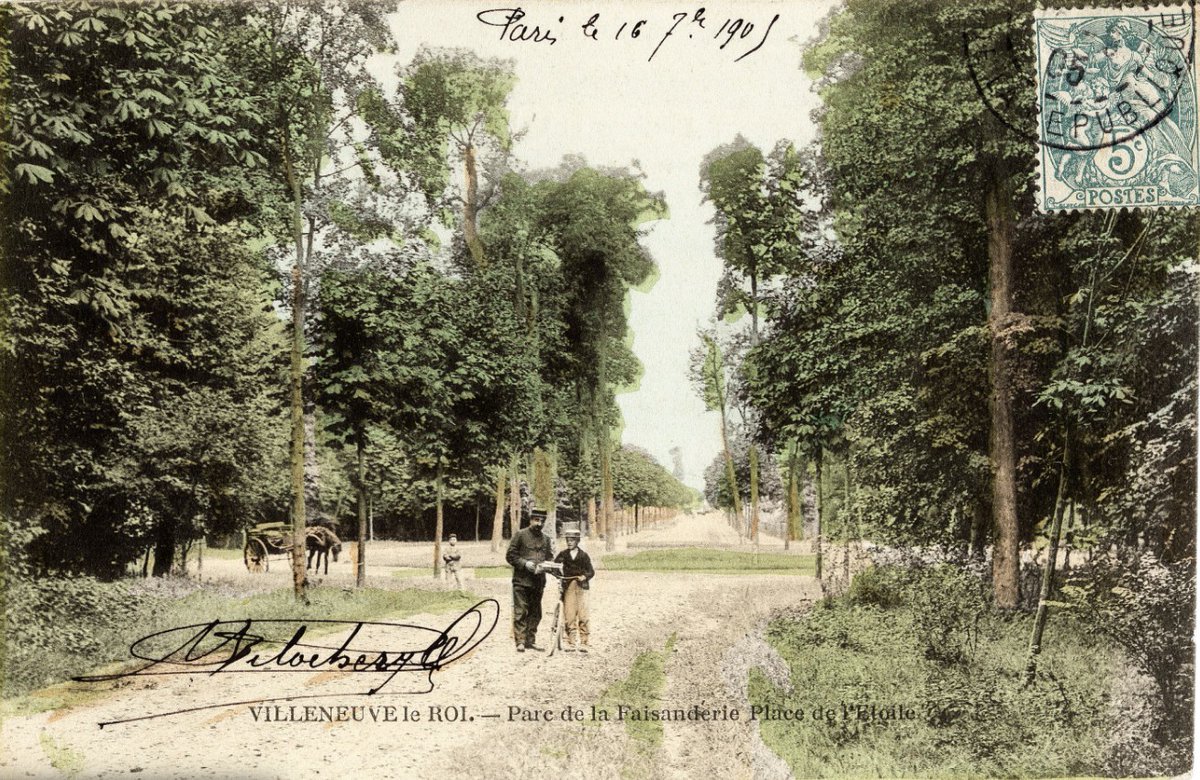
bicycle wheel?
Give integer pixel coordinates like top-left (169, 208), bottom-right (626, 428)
top-left (547, 601), bottom-right (564, 658)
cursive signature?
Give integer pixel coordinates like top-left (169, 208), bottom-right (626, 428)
top-left (73, 599), bottom-right (499, 726)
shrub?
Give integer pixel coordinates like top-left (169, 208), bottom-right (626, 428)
top-left (4, 575), bottom-right (145, 695)
top-left (1063, 551), bottom-right (1195, 772)
top-left (844, 565), bottom-right (909, 608)
top-left (903, 564), bottom-right (988, 664)
top-left (756, 565), bottom-right (1118, 779)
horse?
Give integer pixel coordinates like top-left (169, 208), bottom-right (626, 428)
top-left (305, 526), bottom-right (342, 575)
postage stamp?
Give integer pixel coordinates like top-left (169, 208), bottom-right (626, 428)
top-left (1035, 4), bottom-right (1200, 211)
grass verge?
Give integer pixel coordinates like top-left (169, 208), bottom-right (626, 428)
top-left (591, 633), bottom-right (677, 778)
top-left (39, 732), bottom-right (84, 778)
top-left (750, 565), bottom-right (1147, 778)
top-left (602, 548), bottom-right (814, 575)
top-left (391, 567), bottom-right (437, 579)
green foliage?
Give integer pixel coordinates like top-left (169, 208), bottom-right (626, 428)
top-left (1063, 552), bottom-right (1195, 761)
top-left (904, 565), bottom-right (989, 665)
top-left (531, 162), bottom-right (663, 505)
top-left (316, 261), bottom-right (542, 534)
top-left (844, 565), bottom-right (908, 609)
top-left (757, 565), bottom-right (1132, 778)
top-left (0, 0), bottom-right (422, 578)
top-left (689, 330), bottom-right (728, 415)
top-left (396, 47), bottom-right (516, 212)
top-left (700, 137), bottom-right (813, 323)
top-left (701, 430), bottom-right (782, 511)
top-left (611, 445), bottom-right (692, 510)
top-left (4, 575), bottom-right (142, 694)
top-left (593, 633), bottom-right (677, 771)
top-left (743, 0), bottom-right (1197, 567)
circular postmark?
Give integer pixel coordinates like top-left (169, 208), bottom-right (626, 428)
top-left (967, 5), bottom-right (1199, 208)
top-left (964, 5), bottom-right (1196, 152)
top-left (1036, 11), bottom-right (1195, 154)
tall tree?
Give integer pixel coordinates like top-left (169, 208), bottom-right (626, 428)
top-left (799, 0), bottom-right (1036, 605)
top-left (701, 139), bottom-right (811, 546)
top-left (229, 0), bottom-right (395, 599)
top-left (536, 163), bottom-right (664, 551)
top-left (1, 2), bottom-right (287, 576)
top-left (690, 330), bottom-right (743, 528)
top-left (398, 48), bottom-right (516, 268)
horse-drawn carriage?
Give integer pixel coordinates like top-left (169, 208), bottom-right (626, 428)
top-left (243, 522), bottom-right (342, 574)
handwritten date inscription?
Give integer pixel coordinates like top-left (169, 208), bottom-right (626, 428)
top-left (476, 7), bottom-right (778, 63)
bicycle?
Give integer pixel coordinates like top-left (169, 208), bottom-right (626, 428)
top-left (540, 564), bottom-right (585, 657)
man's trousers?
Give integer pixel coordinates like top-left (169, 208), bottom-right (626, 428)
top-left (512, 581), bottom-right (544, 645)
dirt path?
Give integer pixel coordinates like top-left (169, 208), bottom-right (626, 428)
top-left (1, 512), bottom-right (816, 779)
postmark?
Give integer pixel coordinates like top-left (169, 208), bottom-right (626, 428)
top-left (1034, 4), bottom-right (1200, 211)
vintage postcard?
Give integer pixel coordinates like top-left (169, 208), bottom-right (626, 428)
top-left (2, 1), bottom-right (1196, 779)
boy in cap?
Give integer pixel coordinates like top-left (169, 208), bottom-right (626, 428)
top-left (442, 534), bottom-right (462, 590)
top-left (553, 523), bottom-right (594, 652)
top-left (506, 509), bottom-right (554, 651)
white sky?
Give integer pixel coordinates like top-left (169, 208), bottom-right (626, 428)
top-left (379, 0), bottom-right (834, 489)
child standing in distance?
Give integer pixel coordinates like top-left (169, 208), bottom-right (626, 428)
top-left (442, 534), bottom-right (462, 589)
top-left (553, 524), bottom-right (594, 652)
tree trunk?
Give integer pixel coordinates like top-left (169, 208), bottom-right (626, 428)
top-left (355, 428), bottom-right (367, 587)
top-left (475, 499), bottom-right (481, 543)
top-left (970, 502), bottom-right (988, 560)
top-left (152, 518), bottom-right (176, 578)
top-left (1024, 440), bottom-right (1071, 684)
top-left (750, 269), bottom-right (759, 340)
top-left (463, 143), bottom-right (485, 266)
top-left (704, 334), bottom-right (743, 523)
top-left (1062, 499), bottom-right (1076, 571)
top-left (987, 174), bottom-right (1020, 609)
top-left (490, 466), bottom-right (506, 552)
top-left (536, 447), bottom-right (558, 538)
top-left (814, 455), bottom-right (824, 583)
top-left (601, 437), bottom-right (615, 552)
top-left (719, 408), bottom-right (743, 521)
top-left (509, 454), bottom-right (521, 532)
top-left (551, 450), bottom-right (559, 517)
top-left (587, 496), bottom-right (597, 539)
top-left (433, 462), bottom-right (445, 577)
top-left (749, 444), bottom-right (760, 547)
top-left (786, 444), bottom-right (801, 548)
top-left (287, 263), bottom-right (308, 600)
top-left (748, 269), bottom-right (761, 548)
top-left (282, 129), bottom-right (308, 602)
top-left (844, 460), bottom-right (853, 541)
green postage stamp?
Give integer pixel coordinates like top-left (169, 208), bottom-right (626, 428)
top-left (1035, 4), bottom-right (1200, 211)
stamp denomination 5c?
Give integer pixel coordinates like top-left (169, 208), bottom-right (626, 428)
top-left (1035, 5), bottom-right (1199, 211)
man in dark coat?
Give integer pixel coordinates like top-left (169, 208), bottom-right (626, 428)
top-left (505, 509), bottom-right (554, 652)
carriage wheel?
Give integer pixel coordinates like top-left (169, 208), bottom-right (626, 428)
top-left (244, 538), bottom-right (269, 573)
